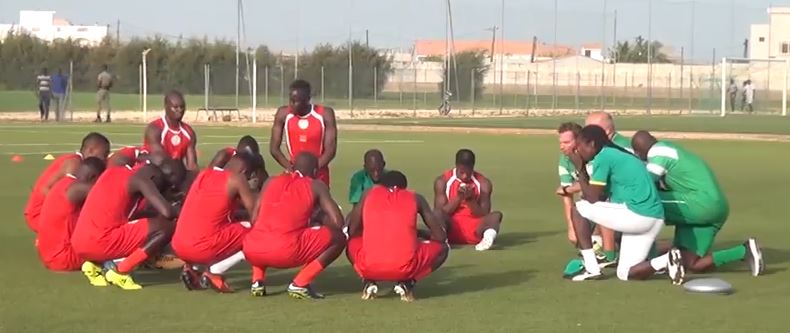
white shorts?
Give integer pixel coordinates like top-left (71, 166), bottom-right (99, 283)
top-left (576, 200), bottom-right (664, 281)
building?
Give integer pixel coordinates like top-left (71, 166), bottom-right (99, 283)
top-left (580, 43), bottom-right (605, 61)
top-left (413, 39), bottom-right (574, 64)
top-left (0, 10), bottom-right (108, 46)
top-left (749, 7), bottom-right (790, 59)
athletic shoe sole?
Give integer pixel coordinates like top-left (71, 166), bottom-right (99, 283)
top-left (668, 248), bottom-right (685, 285)
top-left (747, 238), bottom-right (764, 277)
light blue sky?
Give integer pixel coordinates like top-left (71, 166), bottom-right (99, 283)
top-left (2, 0), bottom-right (788, 61)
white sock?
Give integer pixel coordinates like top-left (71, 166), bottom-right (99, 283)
top-left (482, 228), bottom-right (497, 240)
top-left (209, 251), bottom-right (246, 275)
top-left (650, 253), bottom-right (670, 271)
top-left (580, 249), bottom-right (601, 274)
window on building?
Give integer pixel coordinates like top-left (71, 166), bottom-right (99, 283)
top-left (759, 37), bottom-right (765, 42)
top-left (584, 50), bottom-right (592, 57)
top-left (783, 43), bottom-right (790, 54)
top-left (77, 27), bottom-right (87, 32)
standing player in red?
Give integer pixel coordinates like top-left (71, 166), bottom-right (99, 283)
top-left (434, 149), bottom-right (503, 251)
top-left (172, 153), bottom-right (262, 293)
top-left (346, 171), bottom-right (448, 302)
top-left (71, 157), bottom-right (185, 290)
top-left (243, 152), bottom-right (345, 299)
top-left (144, 90), bottom-right (198, 171)
top-left (24, 132), bottom-right (110, 233)
top-left (270, 80), bottom-right (337, 187)
top-left (36, 157), bottom-right (106, 272)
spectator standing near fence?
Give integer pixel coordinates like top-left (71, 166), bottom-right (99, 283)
top-left (51, 68), bottom-right (68, 122)
top-left (727, 79), bottom-right (738, 113)
top-left (36, 68), bottom-right (52, 121)
top-left (742, 80), bottom-right (755, 113)
top-left (95, 65), bottom-right (114, 123)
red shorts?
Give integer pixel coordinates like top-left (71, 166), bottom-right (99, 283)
top-left (73, 218), bottom-right (150, 262)
top-left (447, 215), bottom-right (483, 245)
top-left (38, 246), bottom-right (82, 271)
top-left (24, 212), bottom-right (40, 234)
top-left (347, 236), bottom-right (444, 281)
top-left (243, 226), bottom-right (333, 268)
top-left (173, 222), bottom-right (249, 265)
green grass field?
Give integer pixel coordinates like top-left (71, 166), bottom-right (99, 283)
top-left (2, 89), bottom-right (785, 114)
top-left (0, 123), bottom-right (787, 332)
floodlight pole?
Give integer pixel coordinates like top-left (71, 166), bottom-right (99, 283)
top-left (252, 52), bottom-right (258, 123)
top-left (720, 57), bottom-right (726, 117)
top-left (142, 48), bottom-right (151, 122)
top-left (784, 59), bottom-right (788, 116)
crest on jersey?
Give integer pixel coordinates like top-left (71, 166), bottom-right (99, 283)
top-left (170, 134), bottom-right (182, 146)
top-left (297, 119), bottom-right (310, 130)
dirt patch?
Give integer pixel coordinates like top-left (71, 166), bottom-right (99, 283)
top-left (1, 109), bottom-right (787, 142)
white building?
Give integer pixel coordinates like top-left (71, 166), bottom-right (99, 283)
top-left (0, 10), bottom-right (108, 47)
top-left (580, 43), bottom-right (605, 62)
top-left (749, 7), bottom-right (790, 59)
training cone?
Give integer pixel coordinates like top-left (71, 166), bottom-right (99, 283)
top-left (43, 154), bottom-right (55, 160)
top-left (11, 155), bottom-right (23, 163)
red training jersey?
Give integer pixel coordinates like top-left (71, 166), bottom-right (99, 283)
top-left (360, 185), bottom-right (419, 268)
top-left (24, 152), bottom-right (82, 231)
top-left (284, 104), bottom-right (326, 162)
top-left (249, 172), bottom-right (315, 238)
top-left (173, 167), bottom-right (234, 245)
top-left (442, 168), bottom-right (485, 218)
top-left (36, 175), bottom-right (80, 264)
top-left (144, 116), bottom-right (195, 160)
top-left (73, 165), bottom-right (137, 238)
top-left (110, 146), bottom-right (149, 167)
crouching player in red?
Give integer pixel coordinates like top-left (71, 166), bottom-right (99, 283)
top-left (37, 158), bottom-right (106, 272)
top-left (24, 132), bottom-right (110, 233)
top-left (71, 157), bottom-right (185, 290)
top-left (108, 146), bottom-right (149, 167)
top-left (434, 149), bottom-right (503, 251)
top-left (346, 170), bottom-right (448, 302)
top-left (172, 153), bottom-right (262, 293)
top-left (209, 135), bottom-right (268, 190)
top-left (243, 152), bottom-right (345, 299)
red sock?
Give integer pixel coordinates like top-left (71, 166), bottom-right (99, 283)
top-left (116, 248), bottom-right (149, 274)
top-left (292, 260), bottom-right (325, 287)
top-left (252, 266), bottom-right (266, 282)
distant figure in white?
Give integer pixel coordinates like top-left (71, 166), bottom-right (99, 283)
top-left (727, 79), bottom-right (738, 113)
top-left (741, 80), bottom-right (754, 113)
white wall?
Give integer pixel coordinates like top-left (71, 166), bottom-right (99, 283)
top-left (1, 10), bottom-right (107, 46)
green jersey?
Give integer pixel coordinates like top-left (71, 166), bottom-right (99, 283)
top-left (348, 169), bottom-right (384, 204)
top-left (647, 141), bottom-right (728, 209)
top-left (558, 154), bottom-right (577, 186)
top-left (589, 146), bottom-right (664, 219)
top-left (611, 132), bottom-right (634, 154)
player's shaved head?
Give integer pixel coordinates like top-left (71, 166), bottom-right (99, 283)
top-left (585, 112), bottom-right (615, 137)
top-left (364, 149), bottom-right (384, 164)
top-left (158, 157), bottom-right (186, 189)
top-left (237, 135), bottom-right (259, 154)
top-left (164, 89), bottom-right (186, 122)
top-left (631, 130), bottom-right (657, 161)
top-left (289, 80), bottom-right (312, 115)
top-left (76, 157), bottom-right (106, 183)
top-left (228, 152), bottom-right (264, 179)
top-left (80, 132), bottom-right (111, 160)
top-left (363, 149), bottom-right (385, 182)
top-left (293, 151), bottom-right (319, 178)
top-left (455, 149), bottom-right (476, 168)
top-left (381, 170), bottom-right (408, 189)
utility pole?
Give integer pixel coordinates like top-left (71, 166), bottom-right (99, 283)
top-left (366, 29), bottom-right (369, 48)
top-left (116, 19), bottom-right (120, 45)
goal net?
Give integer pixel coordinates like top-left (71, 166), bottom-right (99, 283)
top-left (720, 57), bottom-right (789, 116)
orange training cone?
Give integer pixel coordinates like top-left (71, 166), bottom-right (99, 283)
top-left (11, 155), bottom-right (23, 163)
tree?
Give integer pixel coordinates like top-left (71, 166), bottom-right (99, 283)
top-left (439, 50), bottom-right (490, 101)
top-left (611, 36), bottom-right (670, 63)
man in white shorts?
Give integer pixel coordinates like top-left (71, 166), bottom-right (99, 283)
top-left (566, 125), bottom-right (684, 284)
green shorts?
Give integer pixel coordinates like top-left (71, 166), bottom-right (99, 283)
top-left (659, 191), bottom-right (728, 226)
top-left (673, 224), bottom-right (720, 257)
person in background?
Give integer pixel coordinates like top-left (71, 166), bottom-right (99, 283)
top-left (742, 80), bottom-right (755, 113)
top-left (51, 68), bottom-right (68, 122)
top-left (727, 79), bottom-right (738, 113)
top-left (36, 67), bottom-right (52, 121)
top-left (96, 65), bottom-right (114, 123)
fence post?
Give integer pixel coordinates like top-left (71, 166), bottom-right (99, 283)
top-left (321, 66), bottom-right (325, 103)
top-left (374, 66), bottom-right (378, 107)
top-left (264, 66), bottom-right (269, 108)
top-left (279, 64), bottom-right (285, 106)
top-left (252, 58), bottom-right (257, 124)
top-left (525, 70), bottom-right (530, 112)
top-left (471, 69), bottom-right (476, 116)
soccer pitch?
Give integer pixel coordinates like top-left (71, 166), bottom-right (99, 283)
top-left (0, 123), bottom-right (788, 332)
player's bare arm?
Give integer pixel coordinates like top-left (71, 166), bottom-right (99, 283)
top-left (346, 191), bottom-right (366, 237)
top-left (184, 129), bottom-right (198, 171)
top-left (248, 178), bottom-right (271, 223)
top-left (65, 182), bottom-right (93, 206)
top-left (227, 173), bottom-right (256, 214)
top-left (416, 193), bottom-right (447, 242)
top-left (318, 107), bottom-right (337, 169)
top-left (570, 152), bottom-right (605, 202)
top-left (269, 107), bottom-right (292, 170)
top-left (313, 180), bottom-right (344, 229)
top-left (465, 179), bottom-right (493, 217)
top-left (130, 170), bottom-right (177, 219)
top-left (108, 153), bottom-right (132, 167)
top-left (434, 176), bottom-right (462, 215)
top-left (144, 124), bottom-right (166, 156)
top-left (42, 158), bottom-right (80, 195)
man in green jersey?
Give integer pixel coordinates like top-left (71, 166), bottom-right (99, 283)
top-left (567, 125), bottom-right (683, 283)
top-left (348, 149), bottom-right (386, 207)
top-left (631, 131), bottom-right (763, 278)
